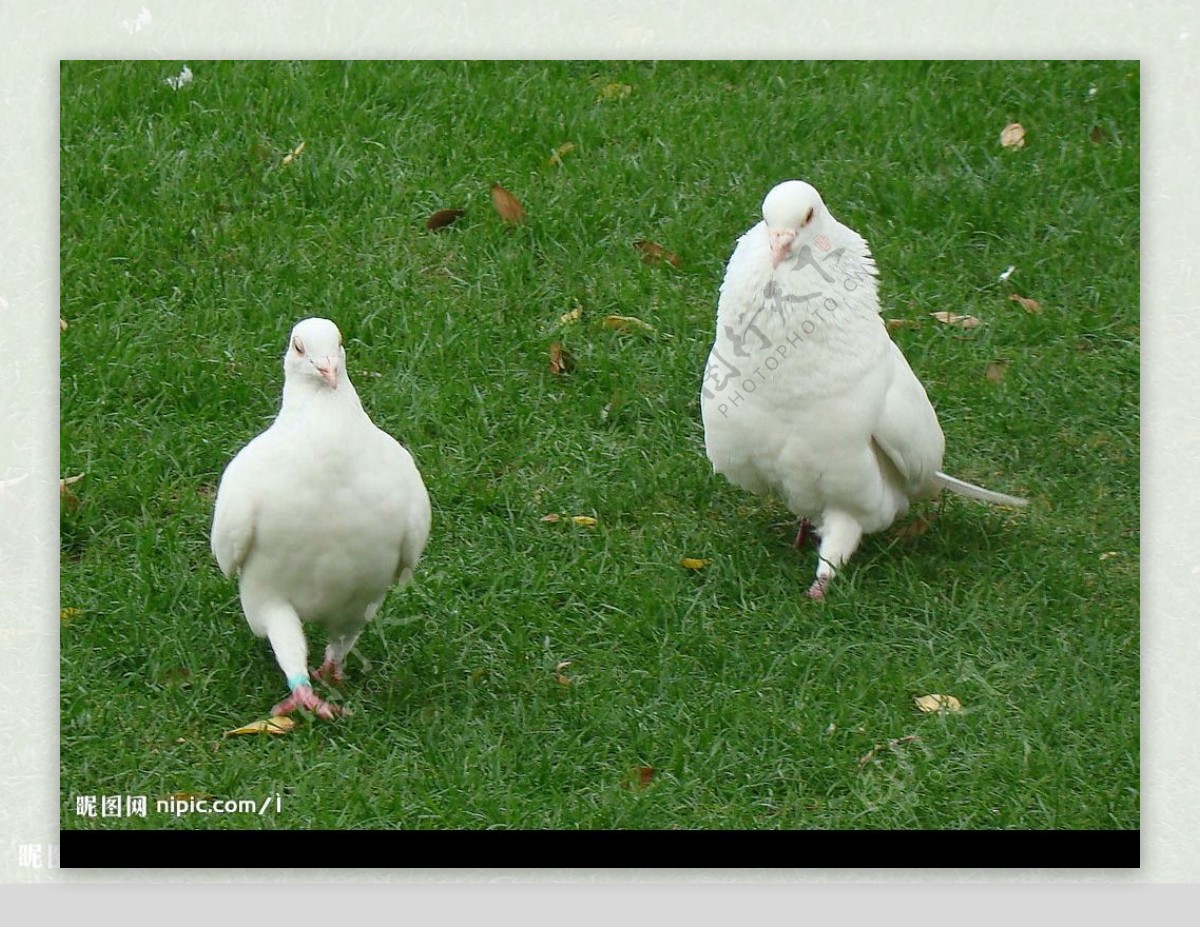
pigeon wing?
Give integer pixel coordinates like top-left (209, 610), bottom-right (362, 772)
top-left (871, 339), bottom-right (945, 495)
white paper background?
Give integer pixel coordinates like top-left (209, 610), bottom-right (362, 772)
top-left (4, 0), bottom-right (1194, 922)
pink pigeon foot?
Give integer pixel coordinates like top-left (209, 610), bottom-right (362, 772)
top-left (792, 518), bottom-right (812, 550)
top-left (806, 576), bottom-right (830, 601)
top-left (312, 658), bottom-right (346, 686)
top-left (272, 684), bottom-right (341, 720)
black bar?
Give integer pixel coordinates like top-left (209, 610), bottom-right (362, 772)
top-left (60, 829), bottom-right (1139, 870)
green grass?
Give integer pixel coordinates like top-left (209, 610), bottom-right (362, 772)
top-left (60, 60), bottom-right (1139, 831)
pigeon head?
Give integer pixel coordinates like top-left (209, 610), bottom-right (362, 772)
top-left (761, 180), bottom-right (827, 268)
top-left (284, 317), bottom-right (345, 390)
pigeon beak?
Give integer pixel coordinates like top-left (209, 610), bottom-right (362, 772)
top-left (314, 358), bottom-right (339, 389)
top-left (769, 229), bottom-right (796, 268)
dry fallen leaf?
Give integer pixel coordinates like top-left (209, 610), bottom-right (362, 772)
top-left (425, 207), bottom-right (465, 232)
top-left (1089, 125), bottom-right (1108, 144)
top-left (857, 734), bottom-right (920, 768)
top-left (1099, 550), bottom-right (1120, 561)
top-left (1000, 122), bottom-right (1026, 149)
top-left (914, 694), bottom-right (963, 714)
top-left (603, 314), bottom-right (656, 335)
top-left (633, 240), bottom-right (682, 268)
top-left (680, 557), bottom-right (711, 570)
top-left (225, 716), bottom-right (296, 736)
top-left (60, 607), bottom-right (83, 623)
top-left (1008, 293), bottom-right (1041, 314)
top-left (548, 141), bottom-right (576, 166)
top-left (61, 473), bottom-right (85, 509)
top-left (885, 318), bottom-right (919, 333)
top-left (60, 317), bottom-right (68, 332)
top-left (549, 341), bottom-right (576, 375)
top-left (985, 360), bottom-right (1010, 384)
top-left (571, 515), bottom-right (598, 527)
top-left (490, 183), bottom-right (525, 224)
top-left (540, 513), bottom-right (562, 523)
top-left (895, 512), bottom-right (937, 542)
top-left (555, 660), bottom-right (573, 672)
top-left (930, 312), bottom-right (982, 329)
top-left (281, 140), bottom-right (306, 166)
top-left (558, 306), bottom-right (583, 325)
top-left (631, 766), bottom-right (656, 788)
top-left (597, 82), bottom-right (632, 102)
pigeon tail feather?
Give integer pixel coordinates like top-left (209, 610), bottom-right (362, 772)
top-left (934, 471), bottom-right (1027, 507)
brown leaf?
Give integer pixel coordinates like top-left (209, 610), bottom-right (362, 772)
top-left (930, 312), bottom-right (982, 329)
top-left (539, 513), bottom-right (562, 523)
top-left (633, 240), bottom-right (682, 268)
top-left (549, 341), bottom-right (576, 375)
top-left (225, 716), bottom-right (296, 736)
top-left (625, 766), bottom-right (656, 789)
top-left (555, 660), bottom-right (573, 672)
top-left (914, 694), bottom-right (963, 714)
top-left (985, 360), bottom-right (1010, 383)
top-left (680, 557), bottom-right (711, 570)
top-left (554, 673), bottom-right (571, 686)
top-left (895, 512), bottom-right (937, 542)
top-left (603, 314), bottom-right (656, 335)
top-left (425, 207), bottom-right (465, 232)
top-left (885, 318), bottom-right (919, 333)
top-left (1000, 122), bottom-right (1026, 149)
top-left (490, 183), bottom-right (525, 224)
top-left (1089, 125), bottom-right (1108, 144)
top-left (1008, 293), bottom-right (1041, 314)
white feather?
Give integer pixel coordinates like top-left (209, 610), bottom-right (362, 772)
top-left (211, 317), bottom-right (431, 716)
top-left (701, 180), bottom-right (1025, 597)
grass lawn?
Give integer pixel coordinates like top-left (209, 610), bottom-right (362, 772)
top-left (60, 60), bottom-right (1139, 832)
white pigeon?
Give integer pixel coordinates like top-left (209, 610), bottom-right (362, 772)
top-left (211, 317), bottom-right (432, 719)
top-left (701, 180), bottom-right (1025, 599)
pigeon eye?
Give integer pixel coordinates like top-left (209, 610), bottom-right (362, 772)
top-left (802, 207), bottom-right (814, 227)
top-left (292, 338), bottom-right (305, 356)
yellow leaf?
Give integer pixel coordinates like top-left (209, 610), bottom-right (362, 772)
top-left (490, 183), bottom-right (525, 224)
top-left (680, 557), bottom-right (711, 570)
top-left (558, 306), bottom-right (583, 325)
top-left (281, 140), bottom-right (305, 166)
top-left (60, 317), bottom-right (69, 332)
top-left (225, 716), bottom-right (296, 736)
top-left (61, 607), bottom-right (83, 623)
top-left (930, 312), bottom-right (981, 329)
top-left (603, 314), bottom-right (656, 335)
top-left (914, 694), bottom-right (963, 714)
top-left (548, 141), bottom-right (576, 166)
top-left (1008, 293), bottom-right (1041, 314)
top-left (597, 82), bottom-right (632, 102)
top-left (571, 515), bottom-right (598, 527)
top-left (1000, 122), bottom-right (1026, 149)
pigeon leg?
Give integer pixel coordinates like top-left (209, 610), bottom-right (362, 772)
top-left (792, 518), bottom-right (812, 549)
top-left (807, 511), bottom-right (864, 600)
top-left (313, 627), bottom-right (365, 686)
top-left (262, 607), bottom-right (342, 719)
top-left (272, 684), bottom-right (341, 720)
